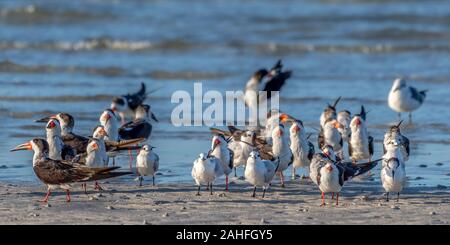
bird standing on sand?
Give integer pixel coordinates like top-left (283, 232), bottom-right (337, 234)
top-left (191, 153), bottom-right (222, 196)
top-left (10, 138), bottom-right (130, 202)
top-left (381, 157), bottom-right (406, 202)
top-left (383, 121), bottom-right (410, 162)
top-left (310, 151), bottom-right (380, 206)
top-left (287, 119), bottom-right (314, 180)
top-left (45, 119), bottom-right (75, 160)
top-left (136, 145), bottom-right (159, 186)
top-left (111, 82), bottom-right (148, 124)
top-left (271, 124), bottom-right (293, 187)
top-left (210, 134), bottom-right (234, 191)
top-left (388, 77), bottom-right (427, 122)
top-left (245, 151), bottom-right (279, 198)
top-left (348, 106), bottom-right (374, 164)
top-left (320, 97), bottom-right (341, 128)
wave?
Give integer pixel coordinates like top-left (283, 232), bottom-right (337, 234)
top-left (0, 60), bottom-right (126, 77)
top-left (0, 5), bottom-right (114, 25)
top-left (0, 37), bottom-right (199, 52)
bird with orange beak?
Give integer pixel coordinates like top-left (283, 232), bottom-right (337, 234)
top-left (209, 134), bottom-right (234, 191)
top-left (35, 113), bottom-right (90, 154)
top-left (10, 138), bottom-right (130, 203)
top-left (348, 106), bottom-right (373, 165)
top-left (45, 118), bottom-right (75, 161)
top-left (310, 148), bottom-right (380, 206)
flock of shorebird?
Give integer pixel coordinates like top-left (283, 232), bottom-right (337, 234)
top-left (193, 60), bottom-right (425, 206)
top-left (10, 59), bottom-right (427, 206)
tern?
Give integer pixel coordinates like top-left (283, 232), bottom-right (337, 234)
top-left (191, 153), bottom-right (223, 196)
top-left (383, 121), bottom-right (410, 162)
top-left (381, 157), bottom-right (406, 202)
top-left (45, 119), bottom-right (75, 161)
top-left (136, 145), bottom-right (160, 186)
top-left (245, 150), bottom-right (279, 198)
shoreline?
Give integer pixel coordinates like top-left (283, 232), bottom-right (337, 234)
top-left (0, 178), bottom-right (448, 225)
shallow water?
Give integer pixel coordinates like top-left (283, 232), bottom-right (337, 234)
top-left (0, 0), bottom-right (449, 188)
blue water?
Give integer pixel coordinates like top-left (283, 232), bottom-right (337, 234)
top-left (0, 0), bottom-right (449, 187)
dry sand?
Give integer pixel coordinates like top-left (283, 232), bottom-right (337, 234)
top-left (0, 177), bottom-right (448, 225)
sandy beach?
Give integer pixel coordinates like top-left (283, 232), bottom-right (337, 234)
top-left (0, 177), bottom-right (448, 225)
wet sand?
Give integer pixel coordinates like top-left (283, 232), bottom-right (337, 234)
top-left (0, 177), bottom-right (448, 225)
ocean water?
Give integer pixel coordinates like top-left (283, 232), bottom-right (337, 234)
top-left (0, 0), bottom-right (449, 188)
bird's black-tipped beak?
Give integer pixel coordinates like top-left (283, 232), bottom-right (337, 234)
top-left (10, 142), bottom-right (32, 152)
top-left (35, 115), bottom-right (55, 123)
top-left (151, 113), bottom-right (159, 122)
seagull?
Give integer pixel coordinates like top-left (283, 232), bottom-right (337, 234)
top-left (318, 118), bottom-right (344, 154)
top-left (286, 119), bottom-right (314, 180)
top-left (388, 77), bottom-right (427, 122)
top-left (348, 106), bottom-right (374, 164)
top-left (383, 121), bottom-right (410, 162)
top-left (210, 134), bottom-right (234, 191)
top-left (381, 157), bottom-right (406, 202)
top-left (36, 113), bottom-right (89, 154)
top-left (191, 153), bottom-right (223, 196)
top-left (271, 124), bottom-right (293, 187)
top-left (245, 150), bottom-right (279, 198)
top-left (310, 151), bottom-right (380, 206)
top-left (136, 145), bottom-right (159, 186)
top-left (111, 82), bottom-right (148, 124)
top-left (45, 119), bottom-right (75, 161)
top-left (10, 138), bottom-right (130, 202)
top-left (320, 97), bottom-right (342, 128)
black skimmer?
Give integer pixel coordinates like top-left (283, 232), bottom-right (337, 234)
top-left (136, 145), bottom-right (160, 186)
top-left (310, 150), bottom-right (380, 206)
top-left (191, 153), bottom-right (222, 196)
top-left (381, 157), bottom-right (406, 202)
top-left (337, 110), bottom-right (352, 161)
top-left (320, 96), bottom-right (341, 128)
top-left (45, 119), bottom-right (75, 161)
top-left (210, 134), bottom-right (234, 191)
top-left (10, 138), bottom-right (131, 202)
top-left (270, 124), bottom-right (293, 187)
top-left (348, 106), bottom-right (374, 165)
top-left (36, 113), bottom-right (89, 154)
top-left (265, 59), bottom-right (292, 97)
top-left (244, 60), bottom-right (291, 124)
top-left (383, 121), bottom-right (410, 162)
top-left (318, 118), bottom-right (344, 154)
top-left (100, 109), bottom-right (119, 142)
top-left (286, 119), bottom-right (315, 180)
top-left (111, 82), bottom-right (147, 124)
top-left (227, 129), bottom-right (256, 177)
top-left (244, 150), bottom-right (279, 198)
top-left (119, 104), bottom-right (158, 141)
top-left (388, 77), bottom-right (427, 122)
